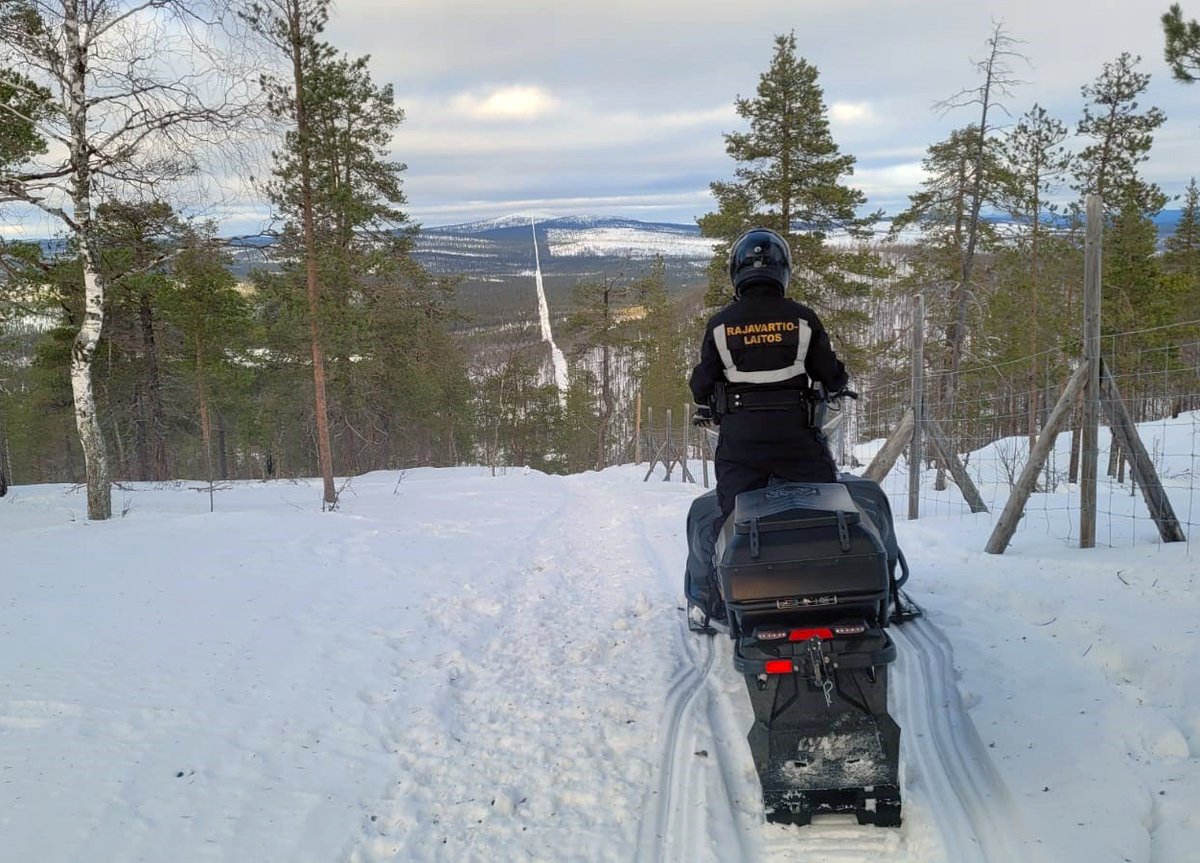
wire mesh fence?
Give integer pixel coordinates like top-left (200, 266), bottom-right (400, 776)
top-left (850, 322), bottom-right (1200, 553)
top-left (634, 407), bottom-right (715, 489)
top-left (625, 318), bottom-right (1200, 555)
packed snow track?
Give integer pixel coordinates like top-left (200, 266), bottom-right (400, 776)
top-left (642, 612), bottom-right (1042, 862)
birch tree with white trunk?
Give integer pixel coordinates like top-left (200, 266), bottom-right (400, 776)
top-left (0, 0), bottom-right (252, 518)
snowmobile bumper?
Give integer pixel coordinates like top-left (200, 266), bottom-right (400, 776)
top-left (737, 625), bottom-right (901, 826)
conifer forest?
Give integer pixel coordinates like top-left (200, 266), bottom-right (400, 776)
top-left (2, 3), bottom-right (1200, 519)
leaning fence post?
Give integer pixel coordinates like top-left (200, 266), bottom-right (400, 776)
top-left (908, 294), bottom-right (925, 520)
top-left (985, 364), bottom-right (1091, 554)
top-left (864, 408), bottom-right (914, 484)
top-left (1099, 358), bottom-right (1186, 543)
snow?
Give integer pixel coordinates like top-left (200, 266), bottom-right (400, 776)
top-left (545, 226), bottom-right (718, 260)
top-left (530, 220), bottom-right (568, 398)
top-left (3, 431), bottom-right (1200, 860)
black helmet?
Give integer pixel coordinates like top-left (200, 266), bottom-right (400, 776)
top-left (728, 227), bottom-right (791, 298)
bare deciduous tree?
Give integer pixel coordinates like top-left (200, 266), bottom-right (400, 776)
top-left (0, 0), bottom-right (254, 518)
top-left (933, 20), bottom-right (1027, 487)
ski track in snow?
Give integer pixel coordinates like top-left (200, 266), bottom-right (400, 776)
top-left (631, 506), bottom-right (756, 863)
top-left (644, 609), bottom-right (1044, 862)
top-left (890, 620), bottom-right (1038, 863)
top-left (634, 619), bottom-right (717, 863)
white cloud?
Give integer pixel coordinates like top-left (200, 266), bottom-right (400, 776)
top-left (451, 86), bottom-right (559, 121)
top-left (829, 102), bottom-right (877, 125)
top-left (850, 162), bottom-right (928, 206)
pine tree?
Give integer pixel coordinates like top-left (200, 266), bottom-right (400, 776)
top-left (1162, 3), bottom-right (1200, 82)
top-left (698, 32), bottom-right (883, 353)
top-left (1075, 53), bottom-right (1168, 216)
top-left (632, 256), bottom-right (690, 423)
top-left (245, 0), bottom-right (339, 505)
top-left (1162, 179), bottom-right (1200, 349)
top-left (0, 66), bottom-right (49, 492)
top-left (1001, 105), bottom-right (1074, 445)
top-left (162, 234), bottom-right (255, 487)
top-left (93, 201), bottom-right (185, 482)
top-left (891, 126), bottom-right (1008, 373)
top-left (567, 274), bottom-right (630, 470)
top-left (1161, 180), bottom-right (1200, 405)
top-left (892, 123), bottom-right (1014, 485)
top-left (1165, 178), bottom-right (1200, 278)
top-left (352, 262), bottom-right (472, 470)
top-left (475, 341), bottom-right (562, 474)
top-left (245, 0), bottom-right (418, 496)
top-left (560, 361), bottom-right (599, 474)
top-left (933, 22), bottom-right (1028, 418)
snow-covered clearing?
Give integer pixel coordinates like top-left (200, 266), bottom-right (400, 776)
top-left (2, 447), bottom-right (1198, 861)
top-left (530, 220), bottom-right (568, 397)
top-left (545, 227), bottom-right (717, 260)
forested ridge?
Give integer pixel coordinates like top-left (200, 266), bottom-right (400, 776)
top-left (2, 4), bottom-right (1199, 516)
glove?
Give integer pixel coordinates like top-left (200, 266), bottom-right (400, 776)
top-left (828, 387), bottom-right (859, 401)
top-left (691, 405), bottom-right (714, 428)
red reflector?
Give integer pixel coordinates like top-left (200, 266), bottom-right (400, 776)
top-left (788, 628), bottom-right (834, 641)
top-left (764, 659), bottom-right (793, 674)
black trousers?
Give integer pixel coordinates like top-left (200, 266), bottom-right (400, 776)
top-left (714, 427), bottom-right (837, 526)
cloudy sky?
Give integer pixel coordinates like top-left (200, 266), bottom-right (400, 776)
top-left (306, 0), bottom-right (1199, 230)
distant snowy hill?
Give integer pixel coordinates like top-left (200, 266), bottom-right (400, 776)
top-left (413, 214), bottom-right (717, 279)
top-left (414, 208), bottom-right (1192, 281)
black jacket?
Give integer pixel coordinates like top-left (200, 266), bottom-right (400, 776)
top-left (689, 282), bottom-right (847, 409)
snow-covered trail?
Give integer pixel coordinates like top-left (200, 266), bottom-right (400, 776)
top-left (3, 464), bottom-right (1198, 862)
top-left (345, 470), bottom-right (698, 862)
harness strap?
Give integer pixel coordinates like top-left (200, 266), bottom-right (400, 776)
top-left (713, 318), bottom-right (812, 384)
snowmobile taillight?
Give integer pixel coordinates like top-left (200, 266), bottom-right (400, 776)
top-left (754, 627), bottom-right (790, 642)
top-left (831, 622), bottom-right (868, 637)
top-left (764, 659), bottom-right (794, 674)
top-left (787, 627), bottom-right (834, 642)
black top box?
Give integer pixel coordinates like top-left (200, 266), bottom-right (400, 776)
top-left (716, 483), bottom-right (889, 607)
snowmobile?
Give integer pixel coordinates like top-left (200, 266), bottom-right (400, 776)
top-left (684, 387), bottom-right (919, 827)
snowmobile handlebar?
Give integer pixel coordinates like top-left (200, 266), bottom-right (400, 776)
top-left (814, 384), bottom-right (858, 403)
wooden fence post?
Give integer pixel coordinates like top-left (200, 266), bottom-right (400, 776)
top-left (1080, 194), bottom-right (1102, 548)
top-left (663, 409), bottom-right (673, 481)
top-left (678, 404), bottom-right (696, 484)
top-left (924, 416), bottom-right (988, 513)
top-left (634, 393), bottom-right (642, 464)
top-left (908, 294), bottom-right (925, 520)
